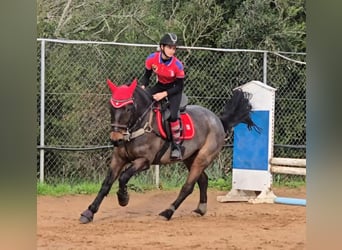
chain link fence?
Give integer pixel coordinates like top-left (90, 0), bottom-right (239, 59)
top-left (37, 39), bottom-right (306, 184)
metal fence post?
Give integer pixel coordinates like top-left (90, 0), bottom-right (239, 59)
top-left (263, 51), bottom-right (267, 85)
top-left (39, 39), bottom-right (46, 183)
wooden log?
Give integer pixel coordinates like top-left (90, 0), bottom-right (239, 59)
top-left (271, 166), bottom-right (306, 176)
top-left (270, 157), bottom-right (306, 167)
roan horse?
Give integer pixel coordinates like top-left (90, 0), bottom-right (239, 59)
top-left (79, 78), bottom-right (258, 223)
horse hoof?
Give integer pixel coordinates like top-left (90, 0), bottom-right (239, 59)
top-left (159, 209), bottom-right (174, 220)
top-left (192, 208), bottom-right (206, 216)
top-left (79, 209), bottom-right (93, 224)
top-left (117, 191), bottom-right (129, 207)
top-left (193, 203), bottom-right (207, 216)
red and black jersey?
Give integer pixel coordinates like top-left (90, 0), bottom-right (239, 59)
top-left (145, 52), bottom-right (185, 84)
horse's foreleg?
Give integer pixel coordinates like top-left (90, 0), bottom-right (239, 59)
top-left (193, 172), bottom-right (208, 216)
top-left (117, 158), bottom-right (150, 207)
top-left (117, 164), bottom-right (134, 206)
top-left (79, 168), bottom-right (116, 224)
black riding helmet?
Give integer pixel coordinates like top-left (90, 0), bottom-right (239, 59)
top-left (159, 33), bottom-right (178, 59)
top-left (159, 33), bottom-right (178, 46)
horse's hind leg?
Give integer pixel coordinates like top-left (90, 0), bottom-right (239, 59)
top-left (184, 156), bottom-right (208, 216)
top-left (159, 179), bottom-right (197, 220)
top-left (193, 172), bottom-right (208, 216)
top-left (79, 168), bottom-right (116, 224)
top-left (159, 160), bottom-right (207, 220)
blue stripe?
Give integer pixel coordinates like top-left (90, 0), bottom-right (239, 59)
top-left (146, 52), bottom-right (155, 60)
top-left (175, 60), bottom-right (184, 70)
top-left (233, 111), bottom-right (269, 170)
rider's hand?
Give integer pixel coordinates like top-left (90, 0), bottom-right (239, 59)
top-left (152, 91), bottom-right (167, 101)
top-left (141, 85), bottom-right (145, 89)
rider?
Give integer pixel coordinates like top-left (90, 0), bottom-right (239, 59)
top-left (140, 33), bottom-right (185, 160)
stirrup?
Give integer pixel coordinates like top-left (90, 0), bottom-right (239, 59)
top-left (171, 144), bottom-right (182, 160)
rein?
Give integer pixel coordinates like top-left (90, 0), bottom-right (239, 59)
top-left (129, 100), bottom-right (155, 132)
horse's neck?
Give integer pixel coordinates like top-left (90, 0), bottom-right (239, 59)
top-left (133, 88), bottom-right (154, 122)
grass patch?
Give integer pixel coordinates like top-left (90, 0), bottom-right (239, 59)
top-left (37, 180), bottom-right (157, 196)
top-left (208, 177), bottom-right (232, 190)
top-left (272, 174), bottom-right (306, 188)
top-left (37, 173), bottom-right (305, 196)
top-left (37, 182), bottom-right (111, 196)
top-left (37, 180), bottom-right (231, 196)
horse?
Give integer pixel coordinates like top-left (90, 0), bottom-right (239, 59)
top-left (79, 78), bottom-right (258, 223)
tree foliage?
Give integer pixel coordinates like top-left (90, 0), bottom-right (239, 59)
top-left (37, 0), bottom-right (305, 52)
top-left (218, 0), bottom-right (306, 51)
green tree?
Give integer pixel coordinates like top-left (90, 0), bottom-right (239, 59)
top-left (218, 0), bottom-right (305, 52)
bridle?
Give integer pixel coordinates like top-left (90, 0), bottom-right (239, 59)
top-left (110, 98), bottom-right (156, 143)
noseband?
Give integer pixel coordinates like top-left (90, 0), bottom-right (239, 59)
top-left (111, 123), bottom-right (130, 131)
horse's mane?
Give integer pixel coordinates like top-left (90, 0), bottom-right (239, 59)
top-left (129, 85), bottom-right (154, 122)
top-left (120, 81), bottom-right (153, 106)
top-left (135, 85), bottom-right (153, 103)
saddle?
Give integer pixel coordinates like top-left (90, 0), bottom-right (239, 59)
top-left (153, 93), bottom-right (195, 141)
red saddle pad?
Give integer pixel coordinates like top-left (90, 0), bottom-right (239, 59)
top-left (155, 110), bottom-right (195, 140)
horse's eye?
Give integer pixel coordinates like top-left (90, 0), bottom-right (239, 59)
top-left (125, 106), bottom-right (132, 112)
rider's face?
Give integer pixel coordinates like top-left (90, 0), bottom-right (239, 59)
top-left (161, 45), bottom-right (176, 58)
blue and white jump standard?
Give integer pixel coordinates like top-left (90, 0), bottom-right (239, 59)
top-left (217, 81), bottom-right (277, 203)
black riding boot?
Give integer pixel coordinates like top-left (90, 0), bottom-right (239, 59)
top-left (170, 120), bottom-right (182, 160)
top-left (171, 143), bottom-right (182, 160)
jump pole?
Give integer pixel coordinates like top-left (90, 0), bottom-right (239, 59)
top-left (274, 197), bottom-right (306, 206)
top-left (217, 80), bottom-right (277, 204)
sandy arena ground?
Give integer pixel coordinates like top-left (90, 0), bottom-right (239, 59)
top-left (37, 187), bottom-right (306, 249)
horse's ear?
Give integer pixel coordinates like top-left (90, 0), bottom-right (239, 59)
top-left (130, 78), bottom-right (138, 89)
top-left (127, 78), bottom-right (138, 93)
top-left (106, 79), bottom-right (117, 93)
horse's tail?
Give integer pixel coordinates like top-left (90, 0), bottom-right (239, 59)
top-left (219, 88), bottom-right (261, 133)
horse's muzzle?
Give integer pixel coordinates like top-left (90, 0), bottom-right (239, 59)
top-left (110, 131), bottom-right (125, 141)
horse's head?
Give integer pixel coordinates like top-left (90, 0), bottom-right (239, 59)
top-left (107, 78), bottom-right (153, 142)
top-left (107, 78), bottom-right (138, 141)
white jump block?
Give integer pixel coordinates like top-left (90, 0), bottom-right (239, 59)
top-left (218, 81), bottom-right (277, 204)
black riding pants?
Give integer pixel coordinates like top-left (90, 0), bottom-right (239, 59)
top-left (147, 83), bottom-right (182, 122)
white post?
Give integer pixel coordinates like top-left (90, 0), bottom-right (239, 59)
top-left (39, 40), bottom-right (46, 183)
top-left (155, 165), bottom-right (160, 189)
